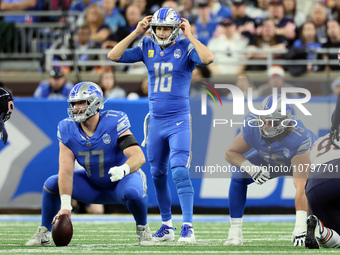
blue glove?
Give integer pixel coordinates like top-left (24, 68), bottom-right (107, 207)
top-left (0, 112), bottom-right (8, 145)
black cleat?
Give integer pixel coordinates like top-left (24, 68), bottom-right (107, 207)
top-left (305, 215), bottom-right (320, 249)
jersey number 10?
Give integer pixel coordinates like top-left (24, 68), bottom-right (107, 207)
top-left (153, 62), bottom-right (173, 92)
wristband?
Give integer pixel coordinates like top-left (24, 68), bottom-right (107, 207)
top-left (122, 163), bottom-right (131, 175)
top-left (60, 194), bottom-right (73, 211)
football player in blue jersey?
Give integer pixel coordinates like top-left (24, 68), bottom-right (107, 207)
top-left (26, 81), bottom-right (153, 246)
top-left (0, 87), bottom-right (14, 145)
top-left (107, 7), bottom-right (214, 242)
top-left (224, 94), bottom-right (318, 246)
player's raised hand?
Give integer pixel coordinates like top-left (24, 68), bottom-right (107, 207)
top-left (108, 164), bottom-right (131, 182)
top-left (0, 113), bottom-right (8, 145)
top-left (330, 126), bottom-right (340, 149)
top-left (135, 15), bottom-right (152, 35)
top-left (180, 18), bottom-right (192, 38)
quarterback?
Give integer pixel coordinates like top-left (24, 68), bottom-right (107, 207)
top-left (108, 7), bottom-right (214, 242)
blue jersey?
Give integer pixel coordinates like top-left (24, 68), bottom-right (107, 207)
top-left (241, 112), bottom-right (317, 166)
top-left (57, 110), bottom-right (130, 188)
top-left (118, 37), bottom-right (204, 118)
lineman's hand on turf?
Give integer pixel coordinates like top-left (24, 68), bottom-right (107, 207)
top-left (292, 231), bottom-right (306, 246)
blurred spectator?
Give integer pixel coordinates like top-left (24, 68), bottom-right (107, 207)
top-left (117, 0), bottom-right (132, 16)
top-left (195, 1), bottom-right (219, 46)
top-left (162, 0), bottom-right (179, 11)
top-left (268, 0), bottom-right (297, 41)
top-left (230, 0), bottom-right (256, 34)
top-left (99, 71), bottom-right (126, 98)
top-left (207, 0), bottom-right (232, 23)
top-left (227, 73), bottom-right (258, 98)
top-left (103, 0), bottom-right (126, 33)
top-left (48, 25), bottom-right (99, 73)
top-left (282, 0), bottom-right (306, 28)
top-left (85, 4), bottom-right (110, 45)
top-left (295, 0), bottom-right (317, 19)
top-left (1, 0), bottom-right (42, 23)
top-left (257, 65), bottom-right (300, 97)
top-left (49, 0), bottom-right (72, 11)
top-left (246, 0), bottom-right (271, 23)
top-left (190, 65), bottom-right (211, 97)
top-left (247, 18), bottom-right (288, 70)
top-left (287, 21), bottom-right (321, 75)
top-left (127, 76), bottom-right (148, 99)
top-left (34, 68), bottom-right (74, 99)
top-left (330, 0), bottom-right (340, 23)
top-left (133, 0), bottom-right (148, 17)
top-left (178, 0), bottom-right (197, 22)
top-left (321, 19), bottom-right (340, 71)
top-left (106, 4), bottom-right (142, 48)
top-left (310, 4), bottom-right (329, 44)
top-left (331, 77), bottom-right (340, 96)
top-left (207, 18), bottom-right (250, 74)
top-left (75, 25), bottom-right (99, 71)
top-left (69, 0), bottom-right (99, 12)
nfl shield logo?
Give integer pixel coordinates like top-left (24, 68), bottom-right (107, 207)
top-left (283, 148), bottom-right (290, 158)
top-left (102, 134), bottom-right (111, 144)
top-left (174, 49), bottom-right (181, 58)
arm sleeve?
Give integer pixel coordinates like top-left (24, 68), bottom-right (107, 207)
top-left (117, 39), bottom-right (144, 63)
top-left (57, 122), bottom-right (68, 146)
top-left (117, 113), bottom-right (131, 136)
top-left (188, 43), bottom-right (204, 65)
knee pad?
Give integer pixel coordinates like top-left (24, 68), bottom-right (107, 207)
top-left (43, 174), bottom-right (59, 193)
top-left (171, 167), bottom-right (194, 197)
top-left (124, 186), bottom-right (143, 201)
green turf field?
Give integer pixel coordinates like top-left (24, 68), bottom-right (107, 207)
top-left (0, 215), bottom-right (338, 254)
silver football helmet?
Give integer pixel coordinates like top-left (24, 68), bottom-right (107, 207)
top-left (258, 94), bottom-right (293, 138)
top-left (67, 81), bottom-right (104, 123)
top-left (150, 7), bottom-right (182, 47)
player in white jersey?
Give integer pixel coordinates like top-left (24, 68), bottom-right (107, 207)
top-left (305, 94), bottom-right (340, 249)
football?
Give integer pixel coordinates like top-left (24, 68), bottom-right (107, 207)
top-left (52, 214), bottom-right (73, 246)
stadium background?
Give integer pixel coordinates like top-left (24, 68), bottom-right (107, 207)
top-left (0, 83), bottom-right (336, 213)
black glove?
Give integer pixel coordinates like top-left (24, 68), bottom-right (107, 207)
top-left (0, 113), bottom-right (8, 145)
top-left (330, 126), bottom-right (340, 149)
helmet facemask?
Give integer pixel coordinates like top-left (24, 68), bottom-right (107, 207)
top-left (150, 7), bottom-right (181, 47)
top-left (67, 82), bottom-right (104, 123)
top-left (258, 95), bottom-right (292, 138)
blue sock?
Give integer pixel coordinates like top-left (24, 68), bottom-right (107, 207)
top-left (152, 174), bottom-right (172, 222)
top-left (41, 186), bottom-right (60, 231)
top-left (126, 195), bottom-right (148, 226)
top-left (171, 167), bottom-right (194, 223)
top-left (228, 178), bottom-right (250, 218)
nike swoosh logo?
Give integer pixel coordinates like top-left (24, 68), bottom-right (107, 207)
top-left (176, 121), bottom-right (184, 126)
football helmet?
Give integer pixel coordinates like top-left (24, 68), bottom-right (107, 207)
top-left (67, 81), bottom-right (104, 123)
top-left (258, 94), bottom-right (293, 138)
top-left (150, 7), bottom-right (181, 47)
top-left (0, 87), bottom-right (14, 122)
